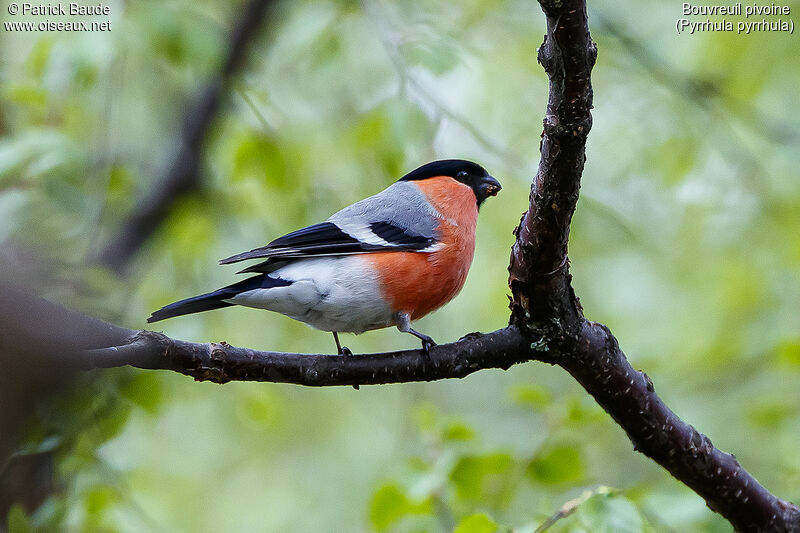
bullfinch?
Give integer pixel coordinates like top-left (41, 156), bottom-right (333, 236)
top-left (148, 159), bottom-right (501, 355)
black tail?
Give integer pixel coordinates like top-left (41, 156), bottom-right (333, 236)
top-left (147, 274), bottom-right (291, 323)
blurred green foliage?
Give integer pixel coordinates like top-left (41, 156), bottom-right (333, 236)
top-left (2, 0), bottom-right (799, 531)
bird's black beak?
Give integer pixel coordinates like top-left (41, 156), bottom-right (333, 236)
top-left (480, 175), bottom-right (502, 197)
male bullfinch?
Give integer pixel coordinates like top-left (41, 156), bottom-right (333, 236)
top-left (148, 159), bottom-right (501, 355)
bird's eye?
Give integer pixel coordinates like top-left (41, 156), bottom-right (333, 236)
top-left (456, 171), bottom-right (469, 180)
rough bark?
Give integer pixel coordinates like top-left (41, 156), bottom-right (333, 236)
top-left (506, 1), bottom-right (800, 531)
top-left (86, 328), bottom-right (528, 385)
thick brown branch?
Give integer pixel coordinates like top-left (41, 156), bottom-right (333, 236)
top-left (97, 0), bottom-right (275, 274)
top-left (566, 322), bottom-right (800, 532)
top-left (87, 327), bottom-right (529, 386)
top-left (0, 281), bottom-right (131, 462)
top-left (507, 1), bottom-right (800, 531)
top-left (0, 281), bottom-right (530, 388)
top-left (508, 1), bottom-right (596, 331)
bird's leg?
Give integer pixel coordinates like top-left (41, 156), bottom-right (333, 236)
top-left (333, 332), bottom-right (359, 390)
top-left (395, 312), bottom-right (436, 359)
top-left (332, 332), bottom-right (352, 357)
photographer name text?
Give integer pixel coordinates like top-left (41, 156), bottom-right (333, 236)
top-left (5, 2), bottom-right (112, 32)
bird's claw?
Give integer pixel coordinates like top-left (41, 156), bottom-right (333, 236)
top-left (339, 346), bottom-right (359, 389)
top-left (421, 339), bottom-right (436, 361)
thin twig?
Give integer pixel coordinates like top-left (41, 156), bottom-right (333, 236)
top-left (533, 486), bottom-right (612, 533)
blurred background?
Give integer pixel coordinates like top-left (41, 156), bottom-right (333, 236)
top-left (1, 0), bottom-right (798, 530)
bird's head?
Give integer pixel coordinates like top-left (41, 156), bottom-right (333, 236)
top-left (399, 159), bottom-right (501, 207)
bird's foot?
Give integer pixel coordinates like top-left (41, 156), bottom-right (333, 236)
top-left (339, 346), bottom-right (360, 389)
top-left (394, 315), bottom-right (436, 363)
top-left (339, 346), bottom-right (353, 357)
top-left (421, 338), bottom-right (436, 361)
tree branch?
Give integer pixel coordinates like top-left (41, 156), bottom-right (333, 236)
top-left (564, 322), bottom-right (800, 532)
top-left (97, 0), bottom-right (276, 274)
top-left (86, 328), bottom-right (529, 385)
top-left (507, 1), bottom-right (800, 531)
top-left (0, 281), bottom-right (131, 463)
top-left (0, 281), bottom-right (531, 388)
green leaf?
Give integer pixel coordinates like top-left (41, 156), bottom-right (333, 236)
top-left (442, 420), bottom-right (476, 442)
top-left (450, 453), bottom-right (512, 500)
top-left (105, 165), bottom-right (137, 212)
top-left (0, 130), bottom-right (74, 180)
top-left (7, 504), bottom-right (34, 533)
top-left (565, 397), bottom-right (605, 425)
top-left (91, 405), bottom-right (132, 446)
top-left (651, 136), bottom-right (698, 185)
top-left (454, 513), bottom-right (498, 533)
top-left (369, 483), bottom-right (430, 531)
top-left (776, 339), bottom-right (800, 367)
top-left (82, 485), bottom-right (121, 529)
top-left (413, 403), bottom-right (438, 433)
top-left (510, 385), bottom-right (551, 409)
top-left (235, 388), bottom-right (286, 430)
top-left (747, 401), bottom-right (796, 429)
top-left (120, 372), bottom-right (163, 414)
top-left (232, 134), bottom-right (287, 187)
top-left (352, 100), bottom-right (432, 178)
top-left (528, 444), bottom-right (584, 485)
top-left (576, 491), bottom-right (644, 533)
top-left (84, 485), bottom-right (119, 516)
top-left (26, 37), bottom-right (54, 79)
top-left (4, 84), bottom-right (48, 114)
top-left (164, 195), bottom-right (216, 256)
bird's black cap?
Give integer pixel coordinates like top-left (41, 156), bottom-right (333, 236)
top-left (399, 159), bottom-right (501, 207)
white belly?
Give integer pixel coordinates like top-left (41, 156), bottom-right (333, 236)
top-left (225, 256), bottom-right (394, 334)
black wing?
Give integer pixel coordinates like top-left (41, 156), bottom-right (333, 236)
top-left (219, 221), bottom-right (435, 273)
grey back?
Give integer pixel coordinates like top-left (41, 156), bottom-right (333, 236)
top-left (327, 181), bottom-right (440, 242)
